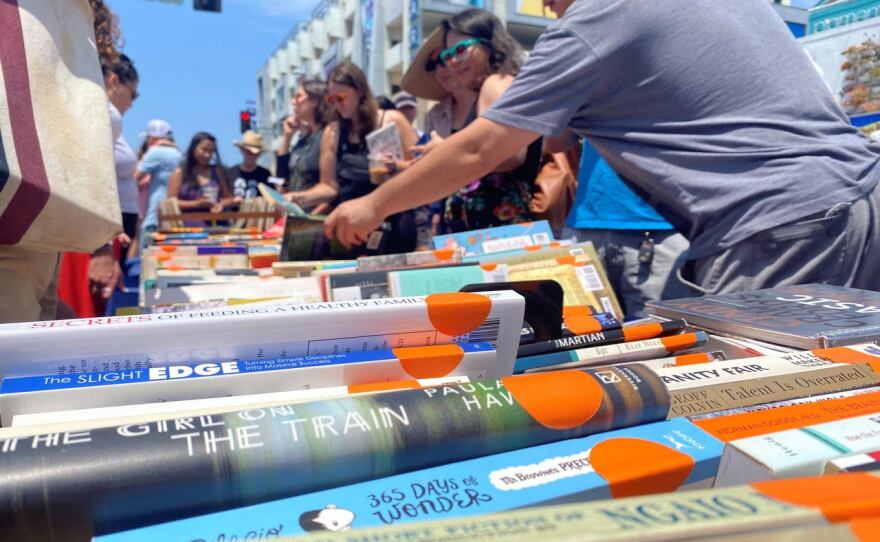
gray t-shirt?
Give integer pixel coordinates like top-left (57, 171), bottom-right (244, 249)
top-left (484, 0), bottom-right (880, 259)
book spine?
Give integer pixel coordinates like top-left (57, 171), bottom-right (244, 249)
top-left (689, 386), bottom-right (880, 422)
top-left (515, 332), bottom-right (707, 374)
top-left (517, 319), bottom-right (686, 358)
top-left (824, 450), bottom-right (880, 473)
top-left (667, 362), bottom-right (880, 418)
top-left (0, 364), bottom-right (669, 541)
top-left (95, 418), bottom-right (722, 541)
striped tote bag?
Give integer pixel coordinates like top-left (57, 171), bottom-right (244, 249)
top-left (0, 0), bottom-right (121, 252)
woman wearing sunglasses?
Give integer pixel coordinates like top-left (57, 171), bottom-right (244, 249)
top-left (287, 61), bottom-right (421, 254)
top-left (420, 9), bottom-right (542, 233)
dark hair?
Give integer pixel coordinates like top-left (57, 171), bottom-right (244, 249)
top-left (327, 60), bottom-right (379, 141)
top-left (103, 53), bottom-right (138, 85)
top-left (88, 0), bottom-right (123, 67)
top-left (182, 132), bottom-right (222, 190)
top-left (442, 8), bottom-right (523, 77)
top-left (299, 78), bottom-right (329, 127)
top-left (375, 95), bottom-right (396, 110)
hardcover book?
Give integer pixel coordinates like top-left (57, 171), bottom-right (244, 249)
top-left (97, 418), bottom-right (722, 541)
top-left (432, 221), bottom-right (555, 256)
top-left (0, 291), bottom-right (525, 380)
top-left (0, 364), bottom-right (669, 541)
top-left (646, 284), bottom-right (880, 348)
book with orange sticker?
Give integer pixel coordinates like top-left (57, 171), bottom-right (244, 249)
top-left (0, 291), bottom-right (524, 380)
top-left (0, 343), bottom-right (497, 425)
top-left (388, 264), bottom-right (509, 297)
top-left (431, 221), bottom-right (555, 256)
top-left (0, 365), bottom-right (669, 540)
top-left (96, 417), bottom-right (722, 541)
top-left (509, 262), bottom-right (624, 320)
top-left (248, 473), bottom-right (880, 542)
top-left (356, 248), bottom-right (464, 272)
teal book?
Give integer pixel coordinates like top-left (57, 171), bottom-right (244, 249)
top-left (389, 264), bottom-right (509, 297)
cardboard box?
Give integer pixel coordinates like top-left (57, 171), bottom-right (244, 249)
top-left (0, 291), bottom-right (525, 380)
top-left (96, 418), bottom-right (722, 541)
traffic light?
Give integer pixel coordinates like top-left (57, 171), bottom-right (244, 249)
top-left (239, 110), bottom-right (252, 133)
top-left (193, 0), bottom-right (221, 13)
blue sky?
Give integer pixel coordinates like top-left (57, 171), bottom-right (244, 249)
top-left (108, 0), bottom-right (321, 165)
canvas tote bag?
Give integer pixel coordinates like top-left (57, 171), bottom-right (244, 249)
top-left (0, 0), bottom-right (121, 253)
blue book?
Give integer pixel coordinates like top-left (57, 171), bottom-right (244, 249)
top-left (432, 221), bottom-right (555, 257)
top-left (95, 418), bottom-right (721, 540)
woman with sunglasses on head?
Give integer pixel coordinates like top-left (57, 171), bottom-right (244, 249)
top-left (102, 53), bottom-right (140, 271)
top-left (401, 28), bottom-right (479, 236)
top-left (277, 80), bottom-right (328, 211)
top-left (167, 132), bottom-right (235, 225)
top-left (420, 9), bottom-right (541, 233)
top-left (287, 61), bottom-right (421, 254)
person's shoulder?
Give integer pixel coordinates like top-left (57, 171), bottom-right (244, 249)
top-left (383, 109), bottom-right (410, 126)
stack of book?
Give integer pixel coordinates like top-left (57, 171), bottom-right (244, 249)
top-left (0, 220), bottom-right (879, 541)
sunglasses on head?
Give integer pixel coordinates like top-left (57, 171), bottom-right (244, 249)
top-left (425, 49), bottom-right (446, 72)
top-left (325, 89), bottom-right (354, 105)
top-left (439, 37), bottom-right (482, 64)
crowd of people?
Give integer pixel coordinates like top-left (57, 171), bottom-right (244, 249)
top-left (2, 0), bottom-right (880, 326)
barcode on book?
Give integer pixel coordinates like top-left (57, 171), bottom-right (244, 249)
top-left (601, 297), bottom-right (615, 315)
top-left (454, 318), bottom-right (502, 347)
top-left (575, 265), bottom-right (604, 291)
top-left (532, 233), bottom-right (551, 245)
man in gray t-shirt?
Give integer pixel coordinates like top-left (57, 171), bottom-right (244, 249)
top-left (326, 0), bottom-right (880, 294)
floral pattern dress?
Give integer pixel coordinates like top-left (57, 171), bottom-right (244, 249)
top-left (441, 138), bottom-right (542, 234)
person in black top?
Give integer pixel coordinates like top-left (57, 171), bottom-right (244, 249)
top-left (277, 79), bottom-right (328, 211)
top-left (287, 61), bottom-right (423, 254)
top-left (227, 130), bottom-right (271, 200)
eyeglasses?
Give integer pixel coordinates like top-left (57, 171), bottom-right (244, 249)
top-left (325, 89), bottom-right (354, 105)
top-left (125, 83), bottom-right (139, 102)
top-left (439, 37), bottom-right (481, 64)
top-left (425, 49), bottom-right (445, 72)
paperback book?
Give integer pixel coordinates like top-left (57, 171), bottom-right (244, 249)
top-left (432, 221), bottom-right (555, 256)
top-left (357, 248), bottom-right (463, 272)
top-left (388, 264), bottom-right (509, 297)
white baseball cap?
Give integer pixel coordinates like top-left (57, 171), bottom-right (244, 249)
top-left (140, 119), bottom-right (173, 139)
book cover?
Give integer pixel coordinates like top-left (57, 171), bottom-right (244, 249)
top-left (824, 449), bottom-right (880, 473)
top-left (471, 240), bottom-right (589, 266)
top-left (432, 221), bottom-right (555, 256)
top-left (646, 284), bottom-right (880, 349)
top-left (388, 264), bottom-right (509, 297)
top-left (357, 249), bottom-right (463, 272)
top-left (326, 270), bottom-right (391, 301)
top-left (689, 386), bottom-right (880, 421)
top-left (0, 365), bottom-right (669, 541)
top-left (0, 291), bottom-right (525, 380)
top-left (97, 418), bottom-right (721, 541)
top-left (509, 263), bottom-right (623, 320)
top-left (0, 343), bottom-right (497, 425)
top-left (213, 473), bottom-right (880, 542)
top-left (715, 412), bottom-right (880, 485)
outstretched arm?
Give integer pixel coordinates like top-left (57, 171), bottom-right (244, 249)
top-left (325, 117), bottom-right (540, 247)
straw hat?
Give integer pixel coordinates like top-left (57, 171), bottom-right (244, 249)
top-left (233, 130), bottom-right (266, 154)
top-left (401, 27), bottom-right (448, 101)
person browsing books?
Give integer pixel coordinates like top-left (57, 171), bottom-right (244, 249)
top-left (326, 0), bottom-right (880, 294)
top-left (167, 132), bottom-right (236, 225)
top-left (286, 61), bottom-right (423, 254)
top-left (277, 79), bottom-right (328, 209)
top-left (136, 120), bottom-right (182, 250)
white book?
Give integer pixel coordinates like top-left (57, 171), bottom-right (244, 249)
top-left (715, 412), bottom-right (880, 486)
top-left (10, 376), bottom-right (469, 429)
top-left (0, 290), bottom-right (524, 380)
top-left (0, 344), bottom-right (495, 425)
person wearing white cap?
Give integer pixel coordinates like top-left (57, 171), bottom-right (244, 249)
top-left (227, 130), bottom-right (271, 200)
top-left (391, 91), bottom-right (420, 137)
top-left (136, 119), bottom-right (181, 251)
